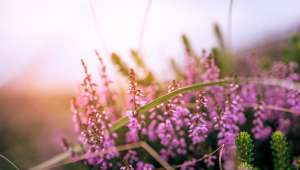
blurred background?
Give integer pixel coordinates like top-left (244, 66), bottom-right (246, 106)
top-left (1, 0), bottom-right (300, 169)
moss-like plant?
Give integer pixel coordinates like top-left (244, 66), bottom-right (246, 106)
top-left (236, 132), bottom-right (254, 165)
top-left (237, 162), bottom-right (256, 170)
top-left (270, 131), bottom-right (291, 170)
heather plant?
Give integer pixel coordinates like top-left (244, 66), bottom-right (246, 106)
top-left (28, 34), bottom-right (300, 170)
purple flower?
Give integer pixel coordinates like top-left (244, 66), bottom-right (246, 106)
top-left (204, 154), bottom-right (216, 167)
top-left (252, 105), bottom-right (272, 140)
top-left (180, 158), bottom-right (197, 170)
top-left (214, 84), bottom-right (244, 158)
top-left (71, 60), bottom-right (118, 167)
top-left (120, 165), bottom-right (134, 170)
top-left (124, 150), bottom-right (139, 165)
top-left (137, 161), bottom-right (155, 170)
top-left (125, 111), bottom-right (141, 143)
top-left (188, 112), bottom-right (208, 144)
top-left (200, 55), bottom-right (220, 81)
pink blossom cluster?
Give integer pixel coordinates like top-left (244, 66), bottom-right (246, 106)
top-left (68, 50), bottom-right (300, 169)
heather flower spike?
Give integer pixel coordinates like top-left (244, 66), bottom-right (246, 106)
top-left (72, 59), bottom-right (118, 168)
top-left (252, 104), bottom-right (272, 140)
top-left (188, 92), bottom-right (209, 144)
top-left (95, 50), bottom-right (112, 88)
top-left (128, 68), bottom-right (144, 112)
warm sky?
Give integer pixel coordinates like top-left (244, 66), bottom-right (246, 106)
top-left (1, 0), bottom-right (300, 89)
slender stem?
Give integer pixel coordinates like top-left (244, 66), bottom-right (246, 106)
top-left (173, 144), bottom-right (224, 169)
top-left (28, 145), bottom-right (81, 170)
top-left (227, 0), bottom-right (234, 48)
top-left (62, 143), bottom-right (141, 166)
top-left (244, 103), bottom-right (300, 115)
top-left (88, 0), bottom-right (108, 55)
top-left (219, 144), bottom-right (224, 170)
top-left (139, 141), bottom-right (174, 170)
top-left (44, 141), bottom-right (173, 170)
top-left (138, 0), bottom-right (152, 53)
top-left (0, 153), bottom-right (20, 170)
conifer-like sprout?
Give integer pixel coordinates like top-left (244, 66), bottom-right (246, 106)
top-left (236, 132), bottom-right (254, 165)
top-left (270, 131), bottom-right (291, 170)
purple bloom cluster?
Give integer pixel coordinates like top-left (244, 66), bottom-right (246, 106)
top-left (214, 85), bottom-right (244, 157)
top-left (188, 92), bottom-right (209, 144)
top-left (71, 59), bottom-right (118, 168)
top-left (69, 50), bottom-right (300, 169)
top-left (252, 105), bottom-right (272, 140)
top-left (203, 154), bottom-right (216, 167)
top-left (156, 81), bottom-right (190, 160)
top-left (180, 158), bottom-right (197, 170)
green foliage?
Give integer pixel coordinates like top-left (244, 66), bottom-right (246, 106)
top-left (237, 162), bottom-right (256, 170)
top-left (170, 58), bottom-right (185, 80)
top-left (111, 51), bottom-right (154, 85)
top-left (283, 36), bottom-right (300, 72)
top-left (111, 52), bottom-right (130, 76)
top-left (212, 24), bottom-right (235, 77)
top-left (236, 132), bottom-right (254, 165)
top-left (181, 34), bottom-right (194, 56)
top-left (270, 131), bottom-right (291, 170)
top-left (131, 49), bottom-right (146, 69)
top-left (213, 24), bottom-right (226, 50)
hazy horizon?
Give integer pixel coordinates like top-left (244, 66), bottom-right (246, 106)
top-left (1, 0), bottom-right (300, 90)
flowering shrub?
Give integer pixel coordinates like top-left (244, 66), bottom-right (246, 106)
top-left (61, 37), bottom-right (300, 170)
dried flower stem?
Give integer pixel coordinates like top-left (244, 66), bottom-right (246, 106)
top-left (244, 103), bottom-right (300, 115)
top-left (219, 144), bottom-right (224, 170)
top-left (171, 144), bottom-right (224, 169)
top-left (0, 153), bottom-right (20, 170)
top-left (138, 0), bottom-right (152, 53)
top-left (88, 0), bottom-right (108, 54)
top-left (42, 141), bottom-right (173, 170)
top-left (227, 0), bottom-right (234, 48)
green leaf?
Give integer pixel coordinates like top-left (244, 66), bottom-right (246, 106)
top-left (111, 78), bottom-right (234, 132)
